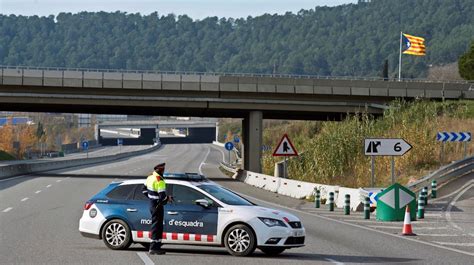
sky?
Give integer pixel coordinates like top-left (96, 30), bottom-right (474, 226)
top-left (0, 0), bottom-right (357, 19)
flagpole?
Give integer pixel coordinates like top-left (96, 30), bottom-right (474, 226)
top-left (398, 31), bottom-right (402, 81)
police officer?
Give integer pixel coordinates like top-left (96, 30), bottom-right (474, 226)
top-left (142, 163), bottom-right (170, 255)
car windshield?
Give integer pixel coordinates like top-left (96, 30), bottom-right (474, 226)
top-left (197, 185), bottom-right (254, 206)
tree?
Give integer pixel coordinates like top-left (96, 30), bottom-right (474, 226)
top-left (458, 42), bottom-right (474, 80)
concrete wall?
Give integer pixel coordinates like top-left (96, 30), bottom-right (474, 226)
top-left (0, 144), bottom-right (160, 180)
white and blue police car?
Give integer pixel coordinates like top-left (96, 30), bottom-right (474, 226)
top-left (79, 173), bottom-right (305, 256)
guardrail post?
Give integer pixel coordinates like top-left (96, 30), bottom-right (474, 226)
top-left (423, 186), bottom-right (428, 206)
top-left (431, 180), bottom-right (437, 198)
top-left (417, 192), bottom-right (425, 219)
top-left (364, 197), bottom-right (370, 219)
top-left (328, 192), bottom-right (334, 212)
top-left (315, 189), bottom-right (320, 208)
top-left (344, 194), bottom-right (350, 215)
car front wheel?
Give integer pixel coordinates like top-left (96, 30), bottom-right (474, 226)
top-left (224, 224), bottom-right (256, 256)
top-left (101, 219), bottom-right (132, 250)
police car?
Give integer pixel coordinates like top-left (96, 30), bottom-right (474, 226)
top-left (79, 173), bottom-right (305, 256)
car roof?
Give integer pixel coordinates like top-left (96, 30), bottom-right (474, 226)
top-left (117, 172), bottom-right (212, 187)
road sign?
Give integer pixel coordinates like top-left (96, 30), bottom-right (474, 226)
top-left (364, 138), bottom-right (412, 156)
top-left (117, 138), bottom-right (123, 145)
top-left (376, 183), bottom-right (416, 221)
top-left (273, 134), bottom-right (298, 157)
top-left (225, 142), bottom-right (234, 151)
top-left (437, 132), bottom-right (471, 142)
top-left (234, 135), bottom-right (240, 143)
top-left (82, 141), bottom-right (89, 150)
top-left (261, 145), bottom-right (272, 152)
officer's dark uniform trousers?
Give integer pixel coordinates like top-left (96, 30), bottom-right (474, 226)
top-left (150, 201), bottom-right (164, 251)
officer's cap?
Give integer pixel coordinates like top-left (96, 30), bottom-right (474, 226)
top-left (154, 163), bottom-right (166, 171)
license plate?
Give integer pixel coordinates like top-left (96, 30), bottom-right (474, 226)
top-left (293, 230), bottom-right (304, 237)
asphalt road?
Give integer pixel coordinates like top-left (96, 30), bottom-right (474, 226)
top-left (1, 144), bottom-right (473, 265)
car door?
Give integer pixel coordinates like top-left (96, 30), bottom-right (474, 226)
top-left (165, 184), bottom-right (219, 242)
top-left (130, 183), bottom-right (175, 235)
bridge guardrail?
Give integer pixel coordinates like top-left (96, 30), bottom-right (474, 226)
top-left (1, 65), bottom-right (472, 84)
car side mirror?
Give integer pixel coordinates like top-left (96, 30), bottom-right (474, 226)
top-left (195, 199), bottom-right (211, 208)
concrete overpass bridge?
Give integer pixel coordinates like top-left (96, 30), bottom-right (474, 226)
top-left (1, 66), bottom-right (473, 172)
top-left (97, 120), bottom-right (217, 146)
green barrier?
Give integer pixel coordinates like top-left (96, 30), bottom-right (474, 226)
top-left (315, 189), bottom-right (320, 208)
top-left (417, 192), bottom-right (425, 219)
top-left (431, 180), bottom-right (437, 198)
top-left (328, 192), bottom-right (334, 212)
top-left (344, 194), bottom-right (350, 215)
top-left (364, 197), bottom-right (370, 219)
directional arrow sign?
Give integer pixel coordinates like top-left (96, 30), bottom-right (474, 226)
top-left (376, 183), bottom-right (416, 221)
top-left (364, 138), bottom-right (412, 156)
top-left (437, 132), bottom-right (471, 142)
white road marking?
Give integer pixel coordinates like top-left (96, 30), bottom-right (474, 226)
top-left (324, 257), bottom-right (344, 265)
top-left (434, 180), bottom-right (474, 201)
top-left (417, 234), bottom-right (460, 237)
top-left (2, 207), bottom-right (13, 213)
top-left (136, 252), bottom-right (155, 265)
top-left (236, 191), bottom-right (474, 257)
top-left (424, 213), bottom-right (442, 217)
top-left (446, 183), bottom-right (473, 233)
top-left (46, 184), bottom-right (52, 188)
top-left (433, 242), bottom-right (474, 247)
top-left (20, 197), bottom-right (29, 202)
top-left (198, 146), bottom-right (211, 175)
top-left (368, 226), bottom-right (451, 230)
top-left (56, 179), bottom-right (62, 182)
top-left (35, 190), bottom-right (42, 194)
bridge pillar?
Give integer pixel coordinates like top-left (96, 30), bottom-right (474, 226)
top-left (243, 111), bottom-right (262, 173)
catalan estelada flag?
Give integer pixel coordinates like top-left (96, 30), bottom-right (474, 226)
top-left (402, 33), bottom-right (426, 56)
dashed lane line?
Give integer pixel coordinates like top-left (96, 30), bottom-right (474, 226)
top-left (56, 179), bottom-right (62, 182)
top-left (136, 252), bottom-right (155, 265)
top-left (367, 226), bottom-right (452, 230)
top-left (324, 257), bottom-right (345, 265)
top-left (417, 234), bottom-right (462, 237)
top-left (2, 207), bottom-right (13, 213)
top-left (20, 197), bottom-right (29, 202)
top-left (35, 190), bottom-right (42, 194)
top-left (46, 184), bottom-right (52, 188)
top-left (446, 183), bottom-right (473, 233)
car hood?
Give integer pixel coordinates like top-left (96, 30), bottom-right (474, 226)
top-left (227, 205), bottom-right (301, 222)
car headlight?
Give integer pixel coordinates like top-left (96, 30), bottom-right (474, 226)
top-left (258, 217), bottom-right (287, 227)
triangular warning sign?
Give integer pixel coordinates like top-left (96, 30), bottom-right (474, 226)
top-left (273, 134), bottom-right (298, 157)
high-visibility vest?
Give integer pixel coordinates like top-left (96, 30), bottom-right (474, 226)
top-left (145, 171), bottom-right (166, 200)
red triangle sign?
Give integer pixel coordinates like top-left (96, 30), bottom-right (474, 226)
top-left (273, 134), bottom-right (298, 157)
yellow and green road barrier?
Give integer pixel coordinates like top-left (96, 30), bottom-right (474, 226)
top-left (364, 197), bottom-right (370, 219)
top-left (315, 189), bottom-right (320, 208)
top-left (417, 192), bottom-right (425, 219)
top-left (328, 192), bottom-right (334, 211)
top-left (431, 180), bottom-right (437, 198)
top-left (344, 194), bottom-right (350, 215)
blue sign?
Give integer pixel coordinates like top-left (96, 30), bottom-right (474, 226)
top-left (261, 145), bottom-right (271, 151)
top-left (117, 138), bottom-right (123, 145)
top-left (225, 142), bottom-right (234, 151)
top-left (437, 132), bottom-right (471, 142)
top-left (82, 141), bottom-right (89, 150)
top-left (233, 135), bottom-right (240, 143)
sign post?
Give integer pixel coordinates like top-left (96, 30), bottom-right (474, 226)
top-left (225, 142), bottom-right (234, 164)
top-left (273, 134), bottom-right (299, 179)
top-left (117, 138), bottom-right (123, 154)
top-left (364, 138), bottom-right (412, 185)
top-left (82, 140), bottom-right (89, 159)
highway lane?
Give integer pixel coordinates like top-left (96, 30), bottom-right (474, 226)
top-left (1, 144), bottom-right (473, 264)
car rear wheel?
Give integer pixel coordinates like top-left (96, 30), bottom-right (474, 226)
top-left (101, 219), bottom-right (132, 250)
top-left (224, 224), bottom-right (256, 256)
top-left (259, 247), bottom-right (286, 256)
